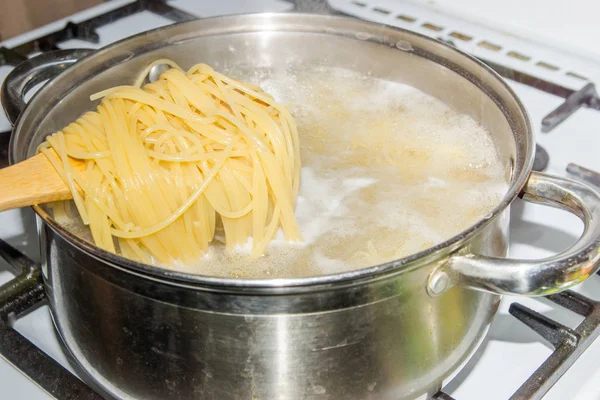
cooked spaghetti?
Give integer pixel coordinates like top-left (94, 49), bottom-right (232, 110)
top-left (38, 60), bottom-right (302, 265)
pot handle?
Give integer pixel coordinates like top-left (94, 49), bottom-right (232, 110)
top-left (428, 171), bottom-right (600, 297)
top-left (1, 48), bottom-right (94, 125)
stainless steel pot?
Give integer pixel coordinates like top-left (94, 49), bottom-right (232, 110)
top-left (3, 13), bottom-right (600, 400)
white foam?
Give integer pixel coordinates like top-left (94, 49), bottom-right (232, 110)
top-left (232, 238), bottom-right (253, 255)
top-left (286, 167), bottom-right (377, 246)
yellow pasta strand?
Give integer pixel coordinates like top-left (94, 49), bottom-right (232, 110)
top-left (40, 61), bottom-right (302, 266)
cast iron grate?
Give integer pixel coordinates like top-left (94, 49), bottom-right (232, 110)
top-left (0, 239), bottom-right (101, 399)
top-left (433, 288), bottom-right (600, 400)
top-left (1, 1), bottom-right (600, 399)
top-left (0, 0), bottom-right (196, 68)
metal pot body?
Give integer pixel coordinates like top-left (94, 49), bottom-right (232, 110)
top-left (5, 13), bottom-right (600, 400)
top-left (43, 217), bottom-right (504, 400)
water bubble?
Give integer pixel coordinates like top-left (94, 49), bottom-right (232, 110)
top-left (313, 385), bottom-right (326, 394)
top-left (395, 41), bottom-right (413, 51)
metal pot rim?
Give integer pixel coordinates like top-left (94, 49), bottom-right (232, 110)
top-left (12, 13), bottom-right (533, 290)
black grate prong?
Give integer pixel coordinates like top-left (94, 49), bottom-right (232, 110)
top-left (0, 238), bottom-right (37, 276)
top-left (432, 392), bottom-right (456, 400)
top-left (542, 83), bottom-right (600, 133)
top-left (546, 290), bottom-right (596, 317)
top-left (141, 0), bottom-right (198, 22)
top-left (509, 303), bottom-right (580, 348)
top-left (0, 0), bottom-right (200, 67)
top-left (0, 47), bottom-right (28, 67)
top-left (0, 239), bottom-right (44, 320)
top-left (64, 21), bottom-right (100, 44)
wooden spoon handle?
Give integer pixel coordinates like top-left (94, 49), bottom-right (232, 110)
top-left (0, 153), bottom-right (72, 212)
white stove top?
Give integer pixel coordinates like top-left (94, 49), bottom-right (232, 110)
top-left (409, 0), bottom-right (600, 64)
top-left (1, 1), bottom-right (600, 399)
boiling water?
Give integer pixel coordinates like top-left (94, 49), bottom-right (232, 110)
top-left (56, 65), bottom-right (508, 278)
top-left (189, 65), bottom-right (508, 278)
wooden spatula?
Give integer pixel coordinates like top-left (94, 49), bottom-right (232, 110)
top-left (0, 152), bottom-right (83, 212)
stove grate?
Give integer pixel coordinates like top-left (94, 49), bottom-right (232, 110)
top-left (0, 238), bottom-right (102, 399)
top-left (434, 288), bottom-right (600, 400)
top-left (0, 0), bottom-right (196, 68)
top-left (1, 1), bottom-right (600, 399)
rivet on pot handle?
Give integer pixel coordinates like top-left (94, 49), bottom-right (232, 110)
top-left (1, 48), bottom-right (95, 125)
top-left (428, 171), bottom-right (600, 297)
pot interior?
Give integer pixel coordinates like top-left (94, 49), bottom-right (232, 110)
top-left (10, 14), bottom-right (532, 283)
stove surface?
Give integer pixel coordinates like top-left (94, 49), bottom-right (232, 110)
top-left (1, 1), bottom-right (600, 399)
top-left (409, 0), bottom-right (600, 64)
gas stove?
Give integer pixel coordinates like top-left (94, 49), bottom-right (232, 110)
top-left (2, 1), bottom-right (600, 399)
